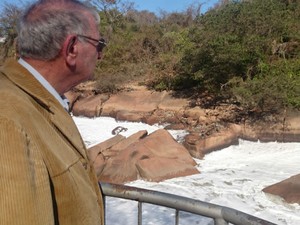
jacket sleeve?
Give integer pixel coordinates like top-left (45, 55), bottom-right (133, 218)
top-left (0, 117), bottom-right (55, 225)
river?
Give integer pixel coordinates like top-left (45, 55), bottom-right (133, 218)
top-left (73, 116), bottom-right (300, 225)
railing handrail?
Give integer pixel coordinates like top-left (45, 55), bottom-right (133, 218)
top-left (100, 182), bottom-right (276, 225)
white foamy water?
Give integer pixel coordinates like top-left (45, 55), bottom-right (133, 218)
top-left (73, 116), bottom-right (300, 225)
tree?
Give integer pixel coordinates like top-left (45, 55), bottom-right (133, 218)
top-left (170, 0), bottom-right (300, 114)
top-left (91, 0), bottom-right (134, 33)
top-left (0, 2), bottom-right (23, 60)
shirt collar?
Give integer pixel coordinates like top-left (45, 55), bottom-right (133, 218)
top-left (18, 58), bottom-right (69, 111)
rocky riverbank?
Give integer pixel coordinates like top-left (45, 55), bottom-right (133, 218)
top-left (65, 81), bottom-right (300, 204)
top-left (66, 82), bottom-right (300, 149)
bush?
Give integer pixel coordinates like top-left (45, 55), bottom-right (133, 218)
top-left (171, 0), bottom-right (300, 114)
top-left (230, 59), bottom-right (300, 113)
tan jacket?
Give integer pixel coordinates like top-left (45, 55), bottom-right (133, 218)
top-left (0, 59), bottom-right (104, 225)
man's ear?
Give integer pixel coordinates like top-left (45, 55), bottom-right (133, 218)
top-left (63, 35), bottom-right (78, 67)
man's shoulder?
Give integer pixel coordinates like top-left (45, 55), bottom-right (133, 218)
top-left (0, 74), bottom-right (29, 103)
top-left (0, 73), bottom-right (40, 121)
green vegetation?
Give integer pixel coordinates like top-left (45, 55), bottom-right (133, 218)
top-left (1, 0), bottom-right (299, 118)
top-left (173, 0), bottom-right (300, 114)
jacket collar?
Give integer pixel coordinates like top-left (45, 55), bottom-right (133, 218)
top-left (2, 59), bottom-right (53, 111)
top-left (18, 58), bottom-right (69, 111)
top-left (1, 59), bottom-right (87, 158)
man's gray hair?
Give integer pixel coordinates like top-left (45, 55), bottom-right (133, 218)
top-left (17, 0), bottom-right (100, 60)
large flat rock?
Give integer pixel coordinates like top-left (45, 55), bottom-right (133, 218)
top-left (263, 174), bottom-right (300, 204)
top-left (90, 129), bottom-right (199, 184)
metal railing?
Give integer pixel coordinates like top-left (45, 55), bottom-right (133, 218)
top-left (100, 182), bottom-right (276, 225)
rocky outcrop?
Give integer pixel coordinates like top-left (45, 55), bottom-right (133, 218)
top-left (263, 174), bottom-right (300, 204)
top-left (66, 82), bottom-right (300, 201)
top-left (87, 129), bottom-right (199, 184)
top-left (183, 124), bottom-right (241, 158)
top-left (66, 85), bottom-right (300, 158)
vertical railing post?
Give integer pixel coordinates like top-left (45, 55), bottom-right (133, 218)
top-left (103, 196), bottom-right (106, 225)
top-left (175, 209), bottom-right (179, 225)
top-left (138, 201), bottom-right (142, 225)
top-left (214, 218), bottom-right (229, 225)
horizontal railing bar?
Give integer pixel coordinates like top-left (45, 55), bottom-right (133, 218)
top-left (100, 182), bottom-right (276, 225)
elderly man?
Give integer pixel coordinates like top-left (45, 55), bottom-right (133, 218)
top-left (0, 0), bottom-right (106, 224)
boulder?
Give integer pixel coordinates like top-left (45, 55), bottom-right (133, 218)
top-left (101, 90), bottom-right (163, 115)
top-left (183, 124), bottom-right (241, 158)
top-left (89, 129), bottom-right (199, 184)
top-left (115, 110), bottom-right (145, 123)
top-left (281, 112), bottom-right (300, 142)
top-left (263, 174), bottom-right (300, 204)
top-left (88, 134), bottom-right (126, 162)
top-left (158, 91), bottom-right (189, 111)
top-left (64, 91), bottom-right (81, 111)
top-left (88, 134), bottom-right (126, 176)
top-left (72, 94), bottom-right (109, 117)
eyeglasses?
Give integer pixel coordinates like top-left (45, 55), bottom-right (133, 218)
top-left (77, 34), bottom-right (106, 52)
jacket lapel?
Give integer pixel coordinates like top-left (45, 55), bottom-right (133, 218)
top-left (49, 103), bottom-right (87, 159)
